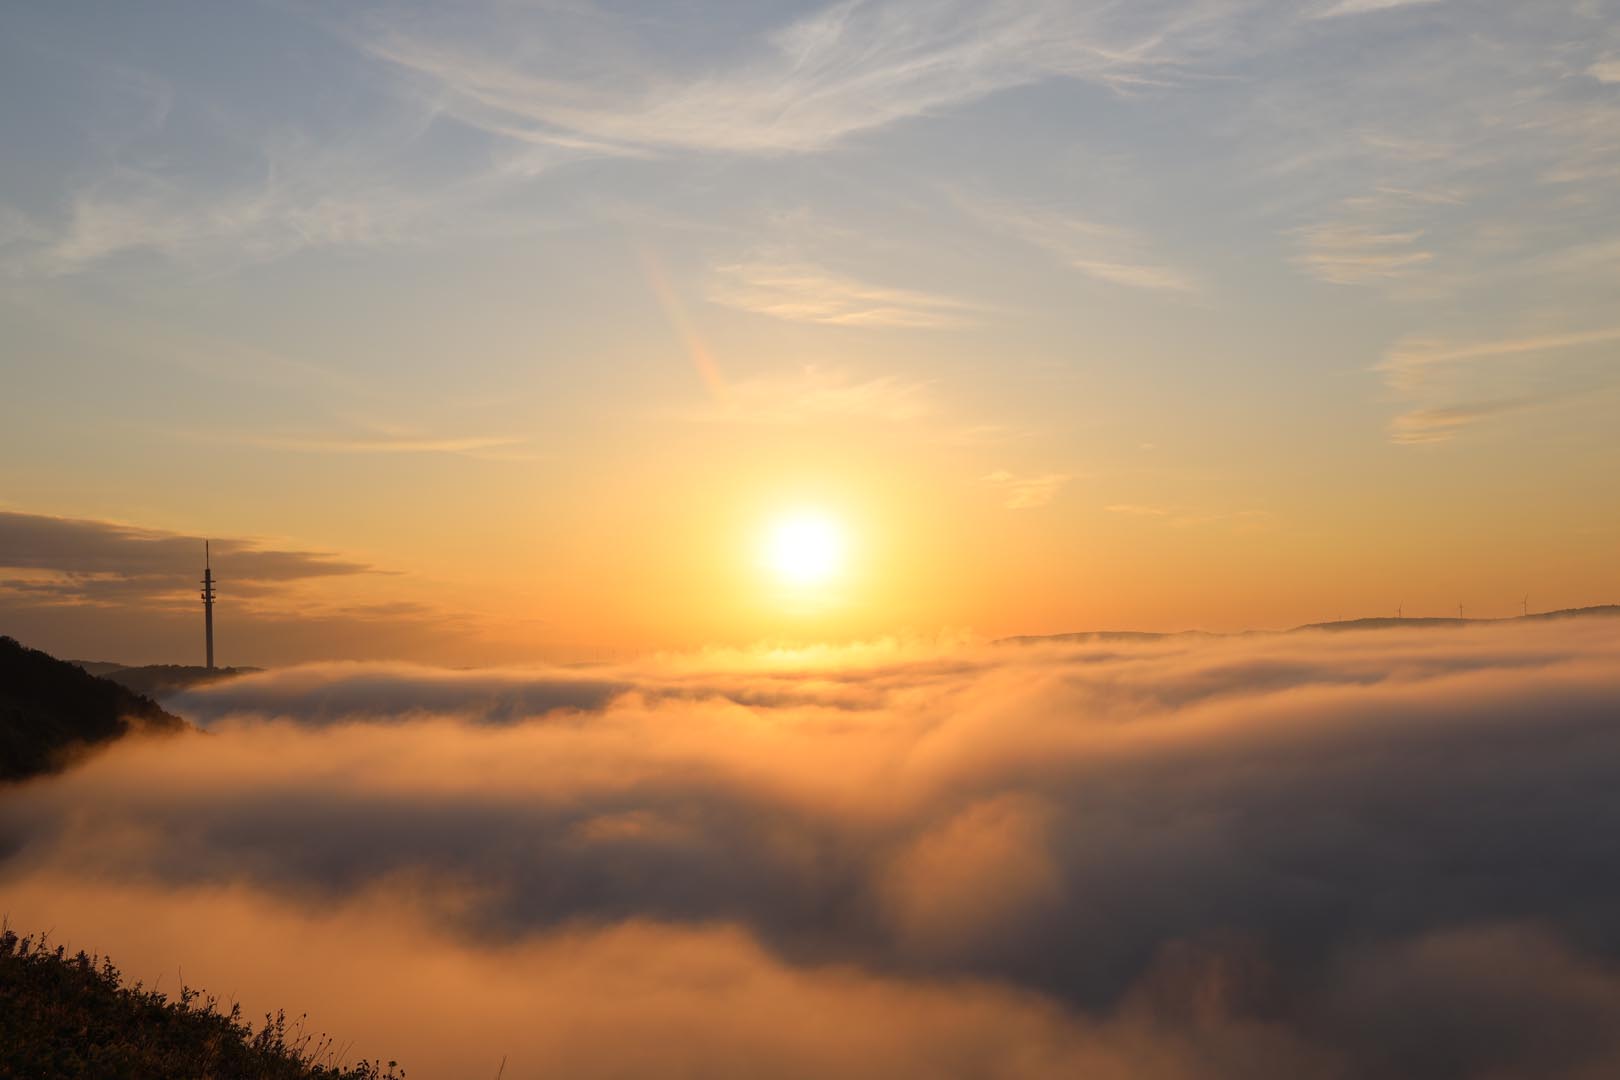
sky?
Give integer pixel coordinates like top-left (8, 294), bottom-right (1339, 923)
top-left (3, 0), bottom-right (1619, 664)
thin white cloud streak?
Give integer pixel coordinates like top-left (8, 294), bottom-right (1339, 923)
top-left (1383, 325), bottom-right (1620, 382)
top-left (953, 194), bottom-right (1200, 294)
top-left (1375, 326), bottom-right (1620, 443)
top-left (1108, 504), bottom-right (1274, 530)
top-left (10, 622), bottom-right (1620, 1076)
top-left (15, 0), bottom-right (1617, 340)
top-left (1314, 0), bottom-right (1442, 18)
top-left (14, 92), bottom-right (582, 277)
top-left (707, 261), bottom-right (978, 328)
top-left (1386, 399), bottom-right (1530, 445)
top-left (1291, 223), bottom-right (1434, 285)
top-left (31, 154), bottom-right (434, 276)
top-left (1286, 186), bottom-right (1465, 292)
top-left (357, 1), bottom-right (1233, 158)
top-left (984, 470), bottom-right (1069, 509)
top-left (226, 432), bottom-right (537, 460)
top-left (39, 185), bottom-right (391, 273)
top-left (1263, 2), bottom-right (1620, 328)
top-left (677, 367), bottom-right (934, 425)
top-left (8, 0), bottom-right (1620, 484)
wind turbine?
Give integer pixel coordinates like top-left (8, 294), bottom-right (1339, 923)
top-left (1522, 594), bottom-right (1529, 617)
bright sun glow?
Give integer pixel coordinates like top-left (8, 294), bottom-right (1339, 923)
top-left (763, 512), bottom-right (846, 588)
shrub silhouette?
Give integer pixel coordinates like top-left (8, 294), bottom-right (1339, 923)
top-left (0, 926), bottom-right (403, 1079)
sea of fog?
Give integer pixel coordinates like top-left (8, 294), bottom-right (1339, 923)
top-left (7, 620), bottom-right (1620, 1078)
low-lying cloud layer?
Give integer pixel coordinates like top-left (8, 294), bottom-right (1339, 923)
top-left (7, 621), bottom-right (1620, 1077)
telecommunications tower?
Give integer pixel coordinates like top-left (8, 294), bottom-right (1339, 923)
top-left (201, 541), bottom-right (216, 670)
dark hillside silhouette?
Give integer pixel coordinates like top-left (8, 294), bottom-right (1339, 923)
top-left (0, 636), bottom-right (187, 781)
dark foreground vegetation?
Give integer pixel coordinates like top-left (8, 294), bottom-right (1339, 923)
top-left (0, 635), bottom-right (187, 782)
top-left (0, 928), bottom-right (403, 1079)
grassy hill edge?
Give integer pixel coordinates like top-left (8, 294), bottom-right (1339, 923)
top-left (0, 927), bottom-right (402, 1079)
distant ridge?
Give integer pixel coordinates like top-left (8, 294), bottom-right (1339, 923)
top-left (1000, 604), bottom-right (1620, 646)
top-left (73, 663), bottom-right (261, 700)
top-left (1523, 604), bottom-right (1620, 621)
top-left (1, 637), bottom-right (188, 782)
top-left (1291, 605), bottom-right (1620, 633)
top-left (71, 659), bottom-right (129, 677)
top-left (1291, 617), bottom-right (1467, 632)
top-left (86, 660), bottom-right (259, 702)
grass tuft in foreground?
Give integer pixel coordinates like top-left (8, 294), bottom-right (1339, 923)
top-left (0, 926), bottom-right (403, 1079)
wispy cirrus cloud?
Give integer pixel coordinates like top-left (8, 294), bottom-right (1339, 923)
top-left (1265, 4), bottom-right (1620, 316)
top-left (707, 261), bottom-right (978, 328)
top-left (2, 55), bottom-right (581, 279)
top-left (1106, 503), bottom-right (1273, 530)
top-left (1287, 186), bottom-right (1466, 289)
top-left (22, 122), bottom-right (441, 276)
top-left (679, 366), bottom-right (934, 425)
top-left (225, 431), bottom-right (537, 461)
top-left (1387, 399), bottom-right (1531, 445)
top-left (35, 179), bottom-right (410, 275)
top-left (953, 194), bottom-right (1199, 295)
top-left (984, 470), bottom-right (1069, 510)
top-left (1376, 325), bottom-right (1620, 444)
top-left (1380, 325), bottom-right (1620, 392)
top-left (1314, 0), bottom-right (1443, 19)
top-left (23, 138), bottom-right (588, 278)
top-left (6, 0), bottom-right (1256, 279)
top-left (355, 0), bottom-right (1235, 158)
top-left (1292, 222), bottom-right (1434, 285)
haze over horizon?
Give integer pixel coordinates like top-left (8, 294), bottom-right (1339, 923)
top-left (4, 0), bottom-right (1619, 666)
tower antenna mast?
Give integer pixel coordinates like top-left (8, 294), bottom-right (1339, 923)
top-left (201, 541), bottom-right (216, 671)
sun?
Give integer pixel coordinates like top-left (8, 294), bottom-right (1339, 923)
top-left (763, 512), bottom-right (846, 588)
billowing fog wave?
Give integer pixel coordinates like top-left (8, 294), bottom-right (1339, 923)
top-left (7, 621), bottom-right (1620, 1078)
